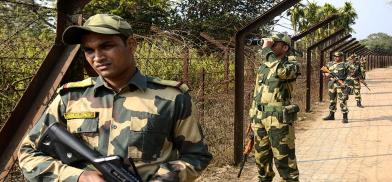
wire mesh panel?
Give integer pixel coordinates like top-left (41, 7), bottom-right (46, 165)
top-left (0, 0), bottom-right (56, 181)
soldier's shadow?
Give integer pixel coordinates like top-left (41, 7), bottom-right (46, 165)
top-left (348, 115), bottom-right (392, 122)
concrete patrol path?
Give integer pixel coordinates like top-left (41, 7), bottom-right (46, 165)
top-left (294, 67), bottom-right (392, 182)
top-left (198, 67), bottom-right (392, 182)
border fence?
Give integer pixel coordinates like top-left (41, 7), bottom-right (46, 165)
top-left (1, 0), bottom-right (392, 181)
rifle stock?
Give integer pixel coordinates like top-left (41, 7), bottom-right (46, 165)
top-left (237, 125), bottom-right (254, 178)
top-left (38, 122), bottom-right (141, 182)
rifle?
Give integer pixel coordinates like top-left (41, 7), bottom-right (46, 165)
top-left (320, 66), bottom-right (352, 96)
top-left (237, 124), bottom-right (255, 178)
top-left (38, 122), bottom-right (142, 182)
top-left (358, 79), bottom-right (371, 91)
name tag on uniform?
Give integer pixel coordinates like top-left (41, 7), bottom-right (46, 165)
top-left (64, 112), bottom-right (96, 119)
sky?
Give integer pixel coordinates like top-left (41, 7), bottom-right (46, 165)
top-left (275, 0), bottom-right (392, 40)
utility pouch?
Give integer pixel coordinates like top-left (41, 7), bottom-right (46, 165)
top-left (282, 104), bottom-right (300, 124)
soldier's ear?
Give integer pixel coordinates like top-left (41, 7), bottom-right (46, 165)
top-left (126, 37), bottom-right (138, 54)
top-left (283, 45), bottom-right (290, 53)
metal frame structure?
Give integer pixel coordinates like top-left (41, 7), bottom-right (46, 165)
top-left (329, 38), bottom-right (356, 63)
top-left (291, 14), bottom-right (339, 42)
top-left (304, 28), bottom-right (345, 112)
top-left (0, 0), bottom-right (91, 180)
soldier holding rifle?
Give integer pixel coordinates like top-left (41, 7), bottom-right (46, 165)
top-left (18, 14), bottom-right (212, 182)
top-left (321, 51), bottom-right (352, 123)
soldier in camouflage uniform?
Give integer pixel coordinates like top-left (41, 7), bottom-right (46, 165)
top-left (323, 51), bottom-right (352, 123)
top-left (249, 33), bottom-right (301, 182)
top-left (18, 14), bottom-right (212, 182)
top-left (347, 54), bottom-right (366, 107)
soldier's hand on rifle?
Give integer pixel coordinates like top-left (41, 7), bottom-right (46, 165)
top-left (78, 171), bottom-right (106, 182)
top-left (323, 72), bottom-right (330, 77)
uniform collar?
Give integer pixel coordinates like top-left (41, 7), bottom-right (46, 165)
top-left (93, 69), bottom-right (147, 95)
top-left (127, 69), bottom-right (147, 92)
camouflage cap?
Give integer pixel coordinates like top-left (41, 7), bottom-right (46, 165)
top-left (62, 14), bottom-right (133, 44)
top-left (271, 33), bottom-right (292, 47)
top-left (333, 51), bottom-right (344, 57)
top-left (271, 33), bottom-right (303, 56)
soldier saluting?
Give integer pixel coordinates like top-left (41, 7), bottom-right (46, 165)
top-left (18, 14), bottom-right (212, 182)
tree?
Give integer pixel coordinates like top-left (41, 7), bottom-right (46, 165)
top-left (83, 0), bottom-right (173, 35)
top-left (171, 0), bottom-right (277, 41)
top-left (338, 2), bottom-right (357, 32)
top-left (286, 1), bottom-right (357, 45)
top-left (360, 33), bottom-right (392, 55)
top-left (287, 4), bottom-right (304, 34)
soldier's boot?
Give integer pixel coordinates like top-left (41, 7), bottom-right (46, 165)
top-left (357, 100), bottom-right (364, 108)
top-left (323, 112), bottom-right (335, 120)
top-left (342, 113), bottom-right (348, 123)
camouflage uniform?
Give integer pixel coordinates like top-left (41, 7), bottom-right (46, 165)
top-left (350, 56), bottom-right (366, 103)
top-left (326, 60), bottom-right (352, 114)
top-left (249, 39), bottom-right (300, 181)
top-left (18, 70), bottom-right (212, 181)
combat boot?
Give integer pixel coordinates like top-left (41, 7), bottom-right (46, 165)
top-left (323, 112), bottom-right (335, 120)
top-left (357, 100), bottom-right (364, 108)
top-left (342, 113), bottom-right (348, 123)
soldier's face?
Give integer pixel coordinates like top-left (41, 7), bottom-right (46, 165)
top-left (81, 32), bottom-right (137, 81)
top-left (271, 42), bottom-right (289, 57)
top-left (334, 56), bottom-right (342, 62)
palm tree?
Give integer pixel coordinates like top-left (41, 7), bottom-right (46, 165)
top-left (287, 4), bottom-right (305, 34)
top-left (339, 2), bottom-right (357, 32)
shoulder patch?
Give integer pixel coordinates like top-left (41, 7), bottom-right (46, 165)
top-left (57, 77), bottom-right (95, 94)
top-left (148, 78), bottom-right (189, 93)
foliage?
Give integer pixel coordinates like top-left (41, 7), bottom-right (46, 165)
top-left (169, 0), bottom-right (278, 41)
top-left (0, 0), bottom-right (56, 126)
top-left (83, 0), bottom-right (279, 41)
top-left (360, 32), bottom-right (392, 55)
top-left (287, 1), bottom-right (357, 41)
top-left (83, 0), bottom-right (172, 35)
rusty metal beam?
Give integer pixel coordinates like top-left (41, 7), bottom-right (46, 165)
top-left (340, 41), bottom-right (359, 53)
top-left (319, 34), bottom-right (351, 102)
top-left (292, 14), bottom-right (339, 41)
top-left (329, 38), bottom-right (356, 63)
top-left (343, 44), bottom-right (362, 55)
top-left (348, 45), bottom-right (365, 54)
top-left (234, 0), bottom-right (299, 165)
top-left (361, 49), bottom-right (372, 56)
top-left (343, 44), bottom-right (362, 57)
top-left (304, 28), bottom-right (346, 112)
top-left (200, 32), bottom-right (229, 52)
top-left (0, 0), bottom-right (91, 180)
top-left (357, 48), bottom-right (369, 55)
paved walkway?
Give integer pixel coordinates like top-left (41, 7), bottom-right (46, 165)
top-left (294, 67), bottom-right (392, 182)
top-left (198, 67), bottom-right (392, 182)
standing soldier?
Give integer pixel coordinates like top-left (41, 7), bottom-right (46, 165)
top-left (349, 55), bottom-right (365, 107)
top-left (360, 55), bottom-right (368, 79)
top-left (249, 33), bottom-right (301, 182)
top-left (323, 51), bottom-right (351, 123)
